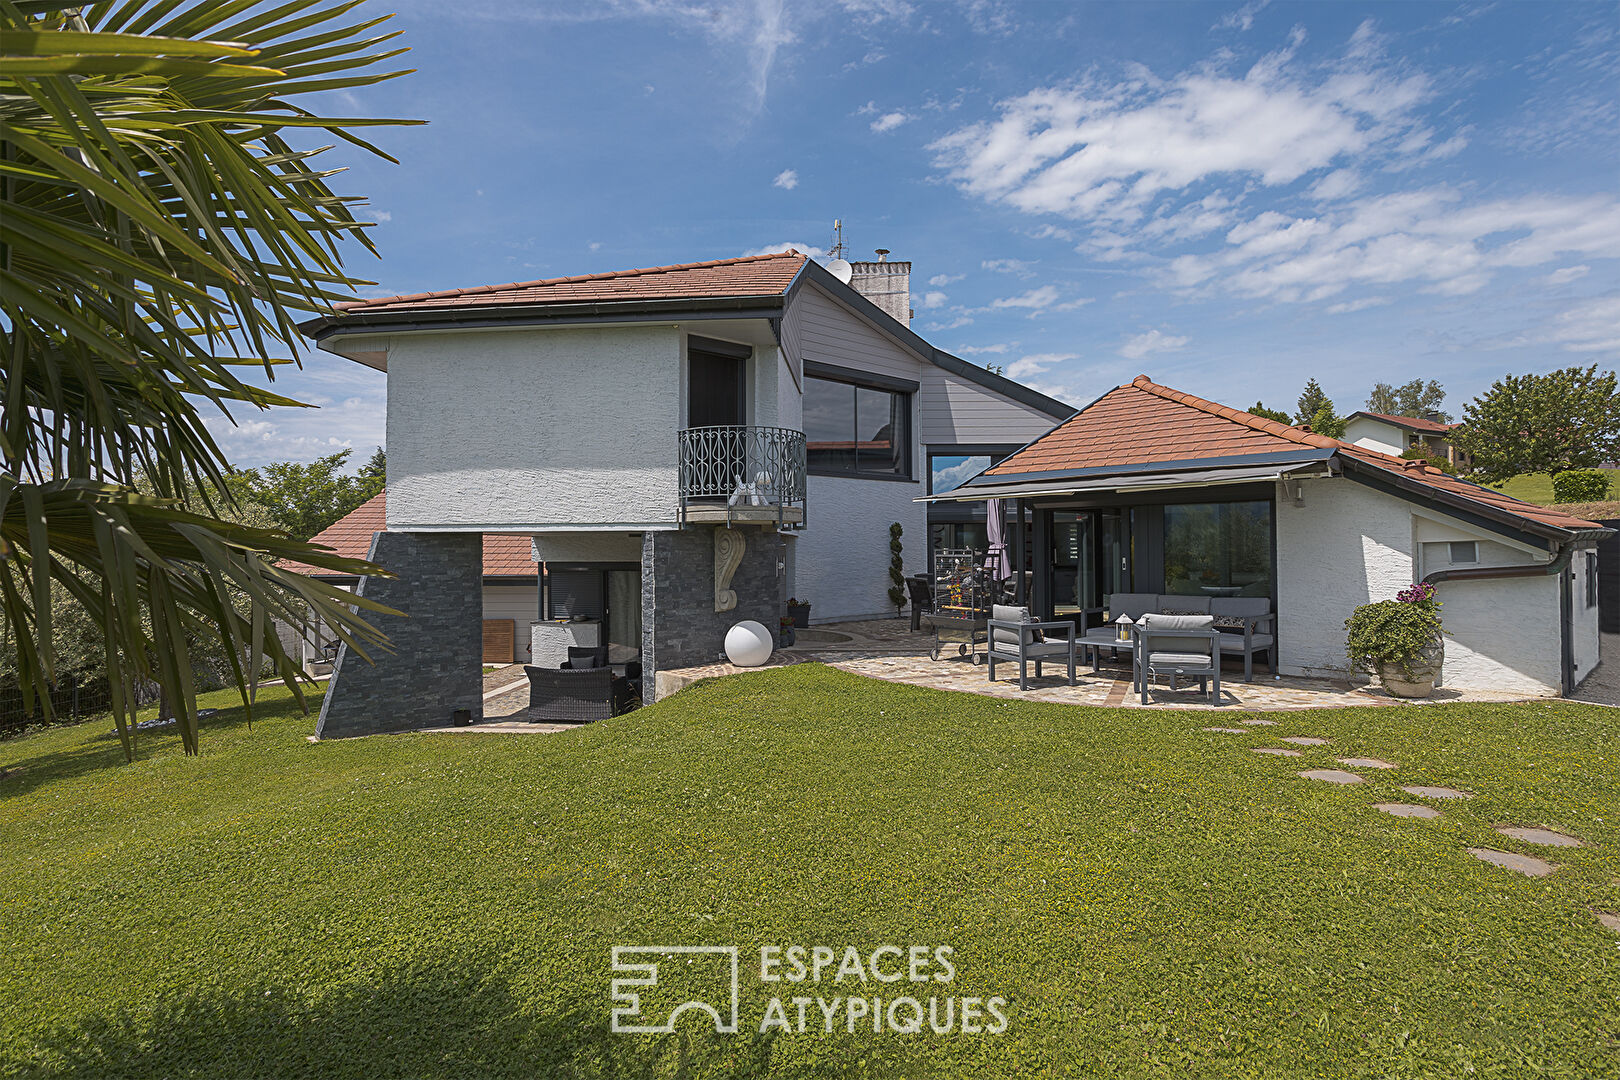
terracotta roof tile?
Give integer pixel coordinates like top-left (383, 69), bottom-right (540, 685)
top-left (279, 492), bottom-right (538, 578)
top-left (334, 251), bottom-right (808, 315)
top-left (1352, 410), bottom-right (1455, 435)
top-left (985, 374), bottom-right (1604, 535)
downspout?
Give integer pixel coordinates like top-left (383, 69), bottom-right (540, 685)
top-left (1421, 546), bottom-right (1577, 696)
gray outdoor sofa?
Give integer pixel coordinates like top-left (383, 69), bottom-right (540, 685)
top-left (1110, 593), bottom-right (1275, 681)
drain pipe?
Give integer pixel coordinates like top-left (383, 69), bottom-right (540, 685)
top-left (1421, 546), bottom-right (1577, 696)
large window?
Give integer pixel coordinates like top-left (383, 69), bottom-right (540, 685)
top-left (1163, 501), bottom-right (1272, 597)
top-left (805, 374), bottom-right (911, 479)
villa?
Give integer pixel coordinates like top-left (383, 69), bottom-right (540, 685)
top-left (293, 251), bottom-right (1610, 736)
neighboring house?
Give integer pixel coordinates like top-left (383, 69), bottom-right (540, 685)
top-left (927, 376), bottom-right (1609, 697)
top-left (280, 492), bottom-right (540, 669)
top-left (295, 250), bottom-right (1072, 735)
top-left (1344, 410), bottom-right (1471, 471)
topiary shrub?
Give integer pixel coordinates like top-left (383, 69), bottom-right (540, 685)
top-left (1345, 583), bottom-right (1444, 682)
top-left (1551, 469), bottom-right (1613, 503)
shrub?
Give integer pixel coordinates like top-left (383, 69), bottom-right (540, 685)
top-left (1400, 445), bottom-right (1456, 474)
top-left (887, 523), bottom-right (906, 616)
top-left (1551, 469), bottom-right (1613, 503)
top-left (1346, 585), bottom-right (1444, 681)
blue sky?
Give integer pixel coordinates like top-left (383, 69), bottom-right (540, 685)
top-left (221, 0), bottom-right (1620, 467)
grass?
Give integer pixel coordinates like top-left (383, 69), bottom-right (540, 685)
top-left (2, 666), bottom-right (1617, 1079)
top-left (1491, 468), bottom-right (1620, 506)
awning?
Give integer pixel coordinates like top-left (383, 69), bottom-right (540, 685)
top-left (918, 460), bottom-right (1330, 503)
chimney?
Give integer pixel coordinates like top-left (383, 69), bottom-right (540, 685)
top-left (848, 248), bottom-right (912, 327)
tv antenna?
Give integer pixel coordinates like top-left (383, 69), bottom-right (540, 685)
top-left (826, 219), bottom-right (853, 283)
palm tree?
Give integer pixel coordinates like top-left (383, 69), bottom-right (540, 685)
top-left (1, 0), bottom-right (423, 755)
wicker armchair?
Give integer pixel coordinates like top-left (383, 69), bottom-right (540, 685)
top-left (523, 665), bottom-right (623, 723)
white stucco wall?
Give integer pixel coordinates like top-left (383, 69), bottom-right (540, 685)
top-left (1343, 417), bottom-right (1406, 457)
top-left (386, 325), bottom-right (682, 530)
top-left (799, 474), bottom-right (928, 622)
top-left (1276, 476), bottom-right (1563, 694)
top-left (530, 532), bottom-right (643, 563)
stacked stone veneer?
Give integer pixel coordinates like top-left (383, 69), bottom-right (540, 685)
top-left (316, 530), bottom-right (484, 738)
top-left (642, 527), bottom-right (785, 702)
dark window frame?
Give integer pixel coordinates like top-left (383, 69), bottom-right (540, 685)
top-left (803, 362), bottom-right (916, 482)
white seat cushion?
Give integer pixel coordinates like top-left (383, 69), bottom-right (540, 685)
top-left (1146, 651), bottom-right (1215, 667)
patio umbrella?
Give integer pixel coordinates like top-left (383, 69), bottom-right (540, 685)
top-left (985, 498), bottom-right (1012, 582)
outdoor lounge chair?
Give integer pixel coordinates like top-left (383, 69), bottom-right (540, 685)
top-left (1137, 613), bottom-right (1221, 706)
top-left (986, 604), bottom-right (1077, 691)
top-left (523, 664), bottom-right (628, 723)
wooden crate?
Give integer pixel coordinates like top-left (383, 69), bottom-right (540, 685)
top-left (482, 619), bottom-right (515, 664)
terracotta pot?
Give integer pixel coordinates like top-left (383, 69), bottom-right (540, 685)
top-left (1377, 634), bottom-right (1444, 698)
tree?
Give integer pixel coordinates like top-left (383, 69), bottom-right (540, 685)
top-left (1451, 366), bottom-right (1620, 484)
top-left (1248, 402), bottom-right (1293, 424)
top-left (1, 2), bottom-right (420, 756)
top-left (359, 446), bottom-right (387, 491)
top-left (1294, 380), bottom-right (1345, 438)
top-left (226, 449), bottom-right (384, 542)
top-left (1368, 380), bottom-right (1449, 421)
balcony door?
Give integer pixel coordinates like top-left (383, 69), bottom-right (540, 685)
top-left (688, 340), bottom-right (747, 429)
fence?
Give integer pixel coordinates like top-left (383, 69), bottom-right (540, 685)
top-left (0, 678), bottom-right (158, 737)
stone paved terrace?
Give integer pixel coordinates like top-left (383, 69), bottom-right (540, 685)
top-left (655, 619), bottom-right (1545, 712)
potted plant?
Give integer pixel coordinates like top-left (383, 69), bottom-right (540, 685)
top-left (786, 598), bottom-right (811, 628)
top-left (778, 615), bottom-right (796, 648)
top-left (1345, 582), bottom-right (1445, 698)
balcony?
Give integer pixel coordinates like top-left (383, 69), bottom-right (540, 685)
top-left (678, 425), bottom-right (807, 528)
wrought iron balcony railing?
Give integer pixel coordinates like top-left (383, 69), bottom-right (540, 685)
top-left (678, 425), bottom-right (807, 528)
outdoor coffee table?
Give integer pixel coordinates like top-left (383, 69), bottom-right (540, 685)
top-left (1079, 630), bottom-right (1138, 683)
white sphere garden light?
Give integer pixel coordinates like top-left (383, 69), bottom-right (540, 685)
top-left (724, 620), bottom-right (774, 667)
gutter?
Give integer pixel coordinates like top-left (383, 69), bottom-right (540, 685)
top-left (1421, 546), bottom-right (1579, 696)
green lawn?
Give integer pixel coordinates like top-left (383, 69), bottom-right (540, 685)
top-left (2, 668), bottom-right (1617, 1079)
top-left (1492, 468), bottom-right (1620, 506)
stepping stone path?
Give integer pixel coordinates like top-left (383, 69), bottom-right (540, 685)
top-left (1252, 747), bottom-right (1302, 757)
top-left (1203, 727), bottom-right (1250, 734)
top-left (1337, 757), bottom-right (1396, 769)
top-left (1596, 912), bottom-right (1620, 933)
top-left (1467, 847), bottom-right (1556, 877)
top-left (1374, 803), bottom-right (1442, 819)
top-left (1281, 736), bottom-right (1330, 746)
top-left (1401, 785), bottom-right (1471, 799)
top-left (1494, 826), bottom-right (1582, 847)
top-left (1300, 769), bottom-right (1365, 785)
top-left (1240, 719), bottom-right (1277, 726)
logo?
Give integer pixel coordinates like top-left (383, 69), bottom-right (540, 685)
top-left (610, 944), bottom-right (1007, 1036)
top-left (610, 946), bottom-right (741, 1034)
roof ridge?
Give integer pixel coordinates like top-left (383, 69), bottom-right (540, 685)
top-left (334, 250), bottom-right (805, 311)
top-left (1127, 374), bottom-right (1341, 450)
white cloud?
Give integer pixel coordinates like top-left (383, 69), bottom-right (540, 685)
top-left (954, 343), bottom-right (1010, 355)
top-left (202, 361), bottom-right (386, 469)
top-left (929, 272), bottom-right (965, 286)
top-left (1213, 0), bottom-right (1270, 32)
top-left (1308, 169), bottom-right (1361, 201)
top-left (1544, 264), bottom-right (1590, 285)
top-left (741, 241), bottom-right (826, 257)
top-left (931, 28), bottom-right (1437, 226)
top-left (370, 209), bottom-right (392, 222)
top-left (924, 314), bottom-right (975, 330)
top-left (870, 110), bottom-right (910, 133)
top-left (1548, 294), bottom-right (1620, 354)
top-left (1324, 296), bottom-right (1389, 314)
top-left (588, 241), bottom-right (602, 252)
top-left (772, 168), bottom-right (799, 190)
top-left (991, 285), bottom-right (1060, 309)
top-left (915, 291), bottom-right (949, 309)
top-left (1007, 351), bottom-right (1077, 379)
top-left (1164, 190), bottom-right (1620, 303)
top-left (1119, 329), bottom-right (1189, 360)
top-left (981, 257), bottom-right (1035, 275)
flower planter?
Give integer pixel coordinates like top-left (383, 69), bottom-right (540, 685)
top-left (1376, 634), bottom-right (1444, 699)
top-left (787, 604), bottom-right (811, 629)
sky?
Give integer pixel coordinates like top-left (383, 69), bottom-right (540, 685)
top-left (219, 0), bottom-right (1620, 468)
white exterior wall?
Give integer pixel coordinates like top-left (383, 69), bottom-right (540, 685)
top-left (1276, 476), bottom-right (1564, 694)
top-left (1343, 416), bottom-right (1407, 457)
top-left (530, 532), bottom-right (643, 563)
top-left (386, 325), bottom-right (682, 530)
top-left (802, 474), bottom-right (928, 622)
top-left (483, 584), bottom-right (541, 663)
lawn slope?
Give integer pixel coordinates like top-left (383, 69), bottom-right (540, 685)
top-left (2, 666), bottom-right (1617, 1079)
